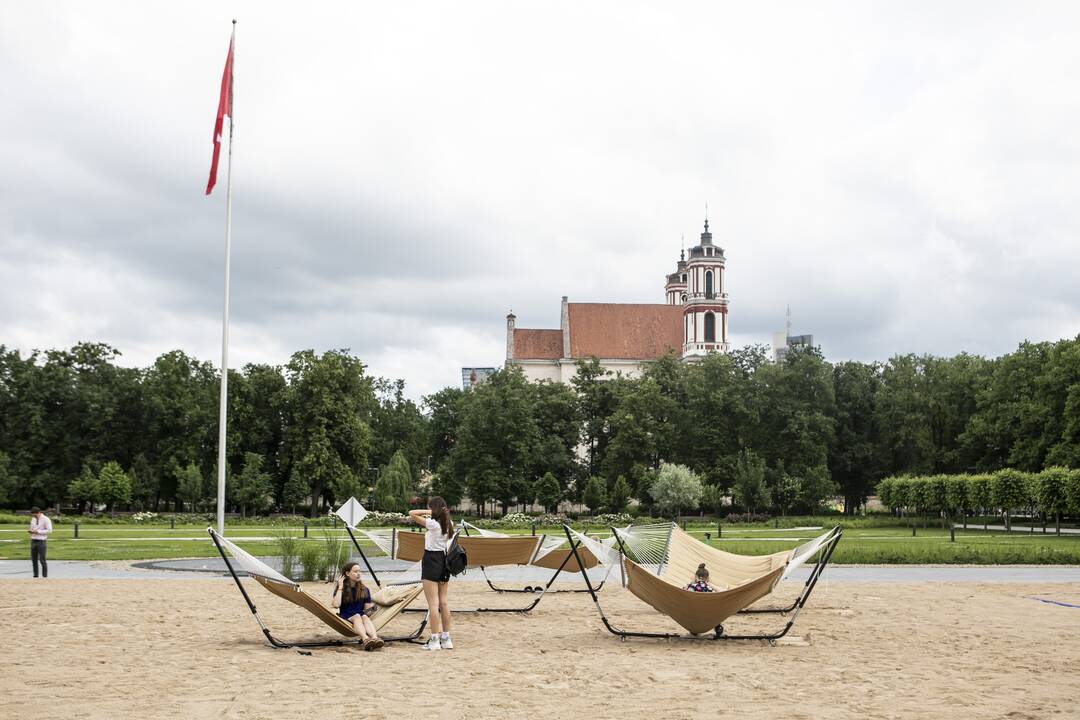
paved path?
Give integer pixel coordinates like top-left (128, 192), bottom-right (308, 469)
top-left (2, 558), bottom-right (1079, 582)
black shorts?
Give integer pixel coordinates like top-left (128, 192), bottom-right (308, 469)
top-left (421, 549), bottom-right (450, 582)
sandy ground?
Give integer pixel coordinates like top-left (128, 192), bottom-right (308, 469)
top-left (2, 578), bottom-right (1078, 719)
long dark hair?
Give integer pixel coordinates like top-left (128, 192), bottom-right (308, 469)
top-left (428, 496), bottom-right (453, 537)
top-left (340, 561), bottom-right (366, 605)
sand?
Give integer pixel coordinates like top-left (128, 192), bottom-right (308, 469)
top-left (2, 577), bottom-right (1078, 719)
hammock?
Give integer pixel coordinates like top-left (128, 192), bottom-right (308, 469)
top-left (562, 523), bottom-right (841, 642)
top-left (334, 501), bottom-right (550, 613)
top-left (208, 528), bottom-right (426, 648)
top-left (461, 521), bottom-right (618, 593)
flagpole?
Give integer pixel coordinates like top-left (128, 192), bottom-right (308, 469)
top-left (216, 19), bottom-right (236, 537)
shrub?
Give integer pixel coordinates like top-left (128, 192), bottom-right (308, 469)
top-left (321, 530), bottom-right (349, 580)
top-left (724, 512), bottom-right (772, 524)
top-left (299, 541), bottom-right (322, 582)
top-left (276, 531), bottom-right (300, 580)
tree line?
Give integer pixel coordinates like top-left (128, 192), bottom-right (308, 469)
top-left (1, 334), bottom-right (1078, 517)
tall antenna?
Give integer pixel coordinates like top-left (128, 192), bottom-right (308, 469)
top-left (786, 304), bottom-right (792, 339)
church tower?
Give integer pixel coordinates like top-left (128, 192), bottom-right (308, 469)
top-left (664, 248), bottom-right (688, 305)
top-left (681, 218), bottom-right (729, 357)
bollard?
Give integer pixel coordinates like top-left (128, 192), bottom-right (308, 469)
top-left (74, 522), bottom-right (79, 539)
top-left (304, 521), bottom-right (309, 538)
top-left (912, 525), bottom-right (916, 537)
top-left (950, 526), bottom-right (955, 542)
top-left (170, 516), bottom-right (175, 530)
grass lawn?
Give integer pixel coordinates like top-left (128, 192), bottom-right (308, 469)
top-left (2, 521), bottom-right (1079, 564)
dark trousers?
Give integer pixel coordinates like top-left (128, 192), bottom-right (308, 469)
top-left (31, 539), bottom-right (47, 577)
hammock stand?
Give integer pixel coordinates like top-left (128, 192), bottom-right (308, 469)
top-left (563, 523), bottom-right (841, 643)
top-left (343, 525), bottom-right (548, 614)
top-left (209, 528), bottom-right (427, 649)
top-left (459, 522), bottom-right (608, 595)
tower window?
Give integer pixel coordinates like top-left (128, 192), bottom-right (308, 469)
top-left (705, 271), bottom-right (714, 299)
top-left (704, 312), bottom-right (716, 342)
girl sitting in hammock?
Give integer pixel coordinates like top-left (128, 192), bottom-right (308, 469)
top-left (332, 561), bottom-right (384, 650)
top-left (686, 563), bottom-right (718, 592)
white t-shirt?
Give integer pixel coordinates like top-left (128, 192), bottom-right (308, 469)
top-left (424, 518), bottom-right (450, 552)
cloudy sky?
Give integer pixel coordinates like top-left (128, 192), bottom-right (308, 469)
top-left (2, 2), bottom-right (1079, 400)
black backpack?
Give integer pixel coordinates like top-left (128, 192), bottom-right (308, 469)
top-left (445, 534), bottom-right (468, 576)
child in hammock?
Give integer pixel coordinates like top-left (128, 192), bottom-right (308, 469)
top-left (686, 563), bottom-right (718, 592)
top-left (332, 561), bottom-right (384, 650)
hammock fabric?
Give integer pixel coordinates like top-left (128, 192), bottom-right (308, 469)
top-left (209, 528), bottom-right (426, 647)
top-left (617, 526), bottom-right (800, 635)
top-left (392, 528), bottom-right (544, 567)
top-left (252, 576), bottom-right (422, 637)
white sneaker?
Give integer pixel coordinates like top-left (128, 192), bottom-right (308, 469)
top-left (440, 635), bottom-right (453, 650)
top-left (421, 636), bottom-right (442, 651)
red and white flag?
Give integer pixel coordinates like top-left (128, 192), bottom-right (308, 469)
top-left (205, 32), bottom-right (234, 195)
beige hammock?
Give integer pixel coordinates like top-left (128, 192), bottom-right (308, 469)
top-left (252, 575), bottom-right (424, 637)
top-left (621, 526), bottom-right (789, 634)
top-left (209, 528), bottom-right (427, 648)
top-left (565, 523), bottom-right (841, 640)
top-left (392, 527), bottom-right (544, 567)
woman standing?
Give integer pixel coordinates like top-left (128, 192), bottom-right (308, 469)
top-left (409, 497), bottom-right (454, 651)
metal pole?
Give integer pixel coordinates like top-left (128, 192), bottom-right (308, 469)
top-left (215, 20), bottom-right (237, 537)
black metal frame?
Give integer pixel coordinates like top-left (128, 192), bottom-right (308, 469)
top-left (209, 528), bottom-right (427, 649)
top-left (562, 524), bottom-right (842, 643)
top-left (344, 525), bottom-right (545, 614)
top-left (461, 523), bottom-right (607, 595)
top-left (737, 526), bottom-right (842, 615)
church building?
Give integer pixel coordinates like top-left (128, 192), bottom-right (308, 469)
top-left (506, 218), bottom-right (730, 382)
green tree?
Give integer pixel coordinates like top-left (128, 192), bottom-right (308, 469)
top-left (829, 360), bottom-right (881, 513)
top-left (535, 472), bottom-right (562, 513)
top-left (732, 449), bottom-right (768, 515)
top-left (283, 349), bottom-right (374, 517)
top-left (608, 475), bottom-right (631, 513)
top-left (649, 462), bottom-right (703, 517)
top-left (571, 359), bottom-right (619, 477)
top-left (375, 450), bottom-right (413, 512)
top-left (431, 461), bottom-right (466, 510)
top-left (282, 471), bottom-right (309, 514)
top-left (97, 461), bottom-right (132, 512)
top-left (583, 476), bottom-right (607, 514)
top-left (700, 483), bottom-right (724, 516)
top-left (992, 469), bottom-right (1031, 530)
top-left (67, 466), bottom-right (100, 512)
top-left (447, 366), bottom-right (536, 515)
top-left (1032, 467), bottom-right (1070, 534)
top-left (0, 451), bottom-right (12, 506)
top-left (233, 452), bottom-right (273, 517)
top-left (176, 463), bottom-right (204, 513)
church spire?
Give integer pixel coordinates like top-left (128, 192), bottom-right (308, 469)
top-left (700, 215), bottom-right (713, 246)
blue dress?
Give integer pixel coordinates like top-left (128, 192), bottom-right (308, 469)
top-left (339, 587), bottom-right (372, 619)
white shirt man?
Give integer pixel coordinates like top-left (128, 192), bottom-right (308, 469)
top-left (29, 508), bottom-right (52, 578)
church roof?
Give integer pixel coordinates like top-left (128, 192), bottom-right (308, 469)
top-left (513, 329), bottom-right (563, 359)
top-left (568, 303), bottom-right (683, 360)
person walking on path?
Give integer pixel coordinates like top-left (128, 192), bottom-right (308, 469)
top-left (29, 507), bottom-right (53, 578)
top-left (408, 497), bottom-right (455, 651)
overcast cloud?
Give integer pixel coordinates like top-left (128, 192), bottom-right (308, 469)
top-left (2, 1), bottom-right (1079, 400)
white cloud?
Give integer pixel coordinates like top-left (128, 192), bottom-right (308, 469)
top-left (2, 1), bottom-right (1079, 399)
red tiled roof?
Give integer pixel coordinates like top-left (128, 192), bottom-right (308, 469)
top-left (569, 303), bottom-right (683, 360)
top-left (513, 329), bottom-right (563, 360)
